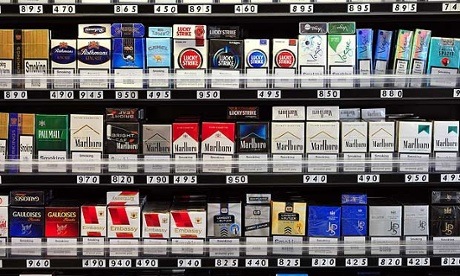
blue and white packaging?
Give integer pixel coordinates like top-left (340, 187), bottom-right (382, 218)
top-left (147, 28), bottom-right (172, 88)
top-left (111, 23), bottom-right (145, 38)
top-left (374, 30), bottom-right (393, 74)
top-left (427, 37), bottom-right (460, 87)
top-left (308, 206), bottom-right (341, 237)
top-left (112, 38), bottom-right (145, 88)
top-left (244, 39), bottom-right (269, 88)
top-left (342, 205), bottom-right (367, 236)
top-left (356, 29), bottom-right (373, 76)
top-left (342, 194), bottom-right (367, 205)
top-left (51, 39), bottom-right (77, 89)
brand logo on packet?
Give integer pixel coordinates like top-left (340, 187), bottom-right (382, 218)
top-left (84, 26), bottom-right (107, 35)
top-left (212, 46), bottom-right (240, 69)
top-left (178, 48), bottom-right (203, 69)
top-left (247, 50), bottom-right (267, 68)
top-left (78, 41), bottom-right (110, 65)
top-left (51, 42), bottom-right (76, 64)
top-left (275, 50), bottom-right (296, 68)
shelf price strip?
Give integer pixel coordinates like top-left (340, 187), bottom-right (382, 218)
top-left (347, 3), bottom-right (370, 13)
top-left (380, 89), bottom-right (403, 98)
top-left (174, 175), bottom-right (197, 184)
top-left (442, 257), bottom-right (460, 266)
top-left (4, 91), bottom-right (27, 100)
top-left (111, 175), bottom-right (134, 184)
top-left (392, 3), bottom-right (417, 12)
top-left (290, 4), bottom-right (313, 13)
top-left (257, 90), bottom-right (281, 99)
top-left (277, 258), bottom-right (300, 267)
top-left (443, 3), bottom-right (460, 12)
top-left (116, 91), bottom-right (138, 100)
top-left (197, 90), bottom-right (220, 100)
top-left (407, 257), bottom-right (430, 267)
top-left (147, 90), bottom-right (171, 100)
top-left (441, 174), bottom-right (460, 182)
top-left (79, 91), bottom-right (103, 100)
top-left (378, 258), bottom-right (402, 267)
top-left (454, 89), bottom-right (460, 98)
top-left (53, 5), bottom-right (75, 14)
top-left (215, 259), bottom-right (238, 268)
top-left (114, 4), bottom-right (138, 14)
top-left (312, 258), bottom-right (336, 267)
top-left (357, 174), bottom-right (380, 183)
top-left (154, 5), bottom-right (177, 13)
top-left (50, 90), bottom-right (74, 99)
top-left (178, 259), bottom-right (201, 268)
top-left (234, 4), bottom-right (258, 13)
top-left (77, 175), bottom-right (100, 184)
top-left (82, 259), bottom-right (106, 268)
top-left (245, 259), bottom-right (268, 267)
top-left (26, 259), bottom-right (50, 268)
top-left (317, 90), bottom-right (340, 99)
top-left (188, 4), bottom-right (211, 13)
top-left (20, 5), bottom-right (43, 14)
top-left (135, 259), bottom-right (158, 268)
top-left (345, 258), bottom-right (368, 267)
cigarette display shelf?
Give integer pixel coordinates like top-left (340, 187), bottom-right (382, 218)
top-left (0, 2), bottom-right (459, 17)
top-left (0, 240), bottom-right (459, 270)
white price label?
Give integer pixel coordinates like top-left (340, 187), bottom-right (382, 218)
top-left (147, 90), bottom-right (171, 100)
top-left (26, 259), bottom-right (50, 268)
top-left (109, 259), bottom-right (132, 268)
top-left (443, 3), bottom-right (460, 12)
top-left (136, 259), bottom-right (158, 268)
top-left (441, 257), bottom-right (460, 266)
top-left (82, 259), bottom-right (106, 268)
top-left (111, 175), bottom-right (134, 184)
top-left (50, 90), bottom-right (74, 100)
top-left (317, 90), bottom-right (340, 99)
top-left (277, 258), bottom-right (300, 267)
top-left (407, 258), bottom-right (430, 267)
top-left (346, 258), bottom-right (368, 267)
top-left (357, 174), bottom-right (380, 183)
top-left (392, 3), bottom-right (417, 13)
top-left (405, 174), bottom-right (429, 183)
top-left (312, 258), bottom-right (336, 267)
top-left (53, 5), bottom-right (75, 14)
top-left (79, 91), bottom-right (103, 100)
top-left (114, 4), bottom-right (138, 14)
top-left (4, 91), bottom-right (27, 100)
top-left (147, 175), bottom-right (169, 184)
top-left (226, 175), bottom-right (248, 184)
top-left (20, 5), bottom-right (43, 14)
top-left (257, 90), bottom-right (281, 99)
top-left (174, 175), bottom-right (197, 184)
top-left (379, 258), bottom-right (402, 267)
top-left (234, 4), bottom-right (258, 13)
top-left (215, 259), bottom-right (238, 267)
top-left (245, 259), bottom-right (268, 267)
top-left (290, 4), bottom-right (313, 13)
top-left (380, 89), bottom-right (403, 98)
top-left (347, 3), bottom-right (370, 13)
top-left (197, 90), bottom-right (220, 100)
top-left (77, 175), bottom-right (100, 184)
top-left (154, 5), bottom-right (177, 14)
top-left (188, 4), bottom-right (211, 13)
top-left (178, 259), bottom-right (201, 268)
top-left (303, 175), bottom-right (327, 184)
top-left (441, 174), bottom-right (460, 182)
top-left (116, 91), bottom-right (138, 100)
top-left (454, 89), bottom-right (460, 98)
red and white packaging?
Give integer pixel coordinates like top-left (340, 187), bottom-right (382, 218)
top-left (201, 122), bottom-right (235, 155)
top-left (81, 205), bottom-right (107, 237)
top-left (0, 195), bottom-right (9, 238)
top-left (272, 38), bottom-right (298, 88)
top-left (173, 24), bottom-right (207, 40)
top-left (107, 205), bottom-right (141, 238)
top-left (172, 123), bottom-right (200, 155)
top-left (142, 204), bottom-right (170, 239)
top-left (107, 191), bottom-right (139, 206)
top-left (0, 196), bottom-right (8, 207)
top-left (174, 39), bottom-right (208, 70)
top-left (170, 209), bottom-right (206, 238)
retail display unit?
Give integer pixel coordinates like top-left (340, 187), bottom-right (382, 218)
top-left (0, 2), bottom-right (459, 276)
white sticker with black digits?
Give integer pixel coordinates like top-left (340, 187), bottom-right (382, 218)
top-left (50, 90), bottom-right (74, 99)
top-left (378, 258), bottom-right (402, 267)
top-left (290, 4), bottom-right (313, 13)
top-left (114, 5), bottom-right (138, 14)
top-left (442, 257), bottom-right (460, 266)
top-left (277, 258), bottom-right (300, 267)
top-left (4, 91), bottom-right (27, 100)
top-left (392, 3), bottom-right (417, 12)
top-left (136, 259), bottom-right (158, 268)
top-left (317, 90), bottom-right (340, 99)
top-left (20, 5), bottom-right (43, 14)
top-left (347, 4), bottom-right (370, 13)
top-left (77, 175), bottom-right (100, 184)
top-left (303, 175), bottom-right (327, 184)
top-left (245, 259), bottom-right (268, 267)
top-left (116, 91), bottom-right (138, 100)
top-left (215, 259), bottom-right (238, 267)
top-left (26, 259), bottom-right (50, 268)
top-left (312, 258), bottom-right (336, 267)
top-left (147, 90), bottom-right (171, 100)
top-left (79, 91), bottom-right (103, 100)
top-left (154, 5), bottom-right (178, 13)
top-left (407, 258), bottom-right (430, 267)
top-left (147, 175), bottom-right (169, 184)
top-left (53, 5), bottom-right (75, 14)
top-left (443, 3), bottom-right (460, 12)
top-left (178, 259), bottom-right (201, 268)
top-left (197, 90), bottom-right (220, 100)
top-left (441, 174), bottom-right (460, 182)
top-left (226, 175), bottom-right (248, 184)
top-left (380, 89), bottom-right (403, 98)
top-left (82, 259), bottom-right (106, 268)
top-left (454, 89), bottom-right (460, 98)
top-left (234, 4), bottom-right (258, 13)
top-left (111, 175), bottom-right (134, 184)
top-left (357, 174), bottom-right (380, 183)
top-left (174, 175), bottom-right (197, 184)
top-left (345, 258), bottom-right (368, 267)
top-left (405, 174), bottom-right (429, 183)
top-left (257, 90), bottom-right (281, 99)
top-left (109, 259), bottom-right (132, 268)
top-left (188, 4), bottom-right (211, 13)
